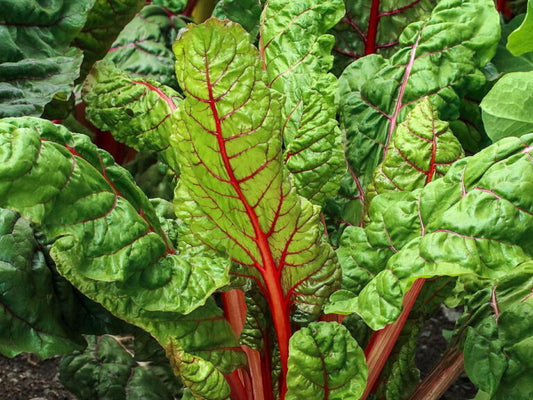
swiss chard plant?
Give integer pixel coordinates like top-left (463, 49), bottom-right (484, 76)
top-left (1, 0), bottom-right (533, 399)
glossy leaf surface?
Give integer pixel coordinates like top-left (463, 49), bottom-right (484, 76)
top-left (334, 0), bottom-right (500, 227)
top-left (0, 0), bottom-right (94, 117)
top-left (261, 0), bottom-right (346, 205)
top-left (507, 0), bottom-right (533, 56)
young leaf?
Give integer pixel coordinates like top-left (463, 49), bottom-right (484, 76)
top-left (327, 134), bottom-right (533, 329)
top-left (0, 208), bottom-right (85, 358)
top-left (507, 0), bottom-right (533, 56)
top-left (260, 0), bottom-right (346, 205)
top-left (285, 322), bottom-right (367, 399)
top-left (73, 0), bottom-right (145, 80)
top-left (365, 99), bottom-right (464, 211)
top-left (172, 18), bottom-right (340, 322)
top-left (331, 0), bottom-right (437, 72)
top-left (105, 4), bottom-right (187, 89)
top-left (0, 0), bottom-right (94, 117)
top-left (480, 72), bottom-right (533, 142)
top-left (334, 0), bottom-right (500, 227)
top-left (83, 61), bottom-right (181, 172)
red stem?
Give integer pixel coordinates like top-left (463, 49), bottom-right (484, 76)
top-left (226, 370), bottom-right (249, 400)
top-left (408, 347), bottom-right (464, 400)
top-left (496, 0), bottom-right (505, 12)
top-left (361, 278), bottom-right (426, 400)
top-left (182, 0), bottom-right (199, 17)
top-left (365, 0), bottom-right (380, 55)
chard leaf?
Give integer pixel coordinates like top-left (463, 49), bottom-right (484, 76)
top-left (105, 4), bottom-right (187, 90)
top-left (365, 99), bottom-right (464, 212)
top-left (153, 0), bottom-right (187, 13)
top-left (480, 72), bottom-right (533, 142)
top-left (507, 0), bottom-right (533, 56)
top-left (285, 322), bottom-right (367, 399)
top-left (335, 0), bottom-right (500, 227)
top-left (0, 0), bottom-right (94, 117)
top-left (59, 335), bottom-right (183, 400)
top-left (327, 134), bottom-right (533, 329)
top-left (0, 118), bottom-right (245, 391)
top-left (493, 14), bottom-right (533, 73)
top-left (331, 0), bottom-right (437, 73)
top-left (0, 117), bottom-right (238, 326)
top-left (83, 61), bottom-right (181, 172)
top-left (0, 208), bottom-right (85, 358)
top-left (459, 262), bottom-right (533, 399)
top-left (73, 0), bottom-right (145, 80)
top-left (213, 0), bottom-right (264, 39)
top-left (239, 291), bottom-right (270, 351)
top-left (172, 19), bottom-right (340, 322)
top-left (166, 340), bottom-right (230, 400)
top-left (261, 0), bottom-right (346, 205)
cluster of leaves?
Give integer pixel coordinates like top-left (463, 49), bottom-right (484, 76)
top-left (1, 0), bottom-right (533, 400)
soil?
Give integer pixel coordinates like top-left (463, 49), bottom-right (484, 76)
top-left (0, 307), bottom-right (476, 400)
top-left (0, 355), bottom-right (76, 400)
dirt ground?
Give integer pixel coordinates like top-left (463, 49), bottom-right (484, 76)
top-left (0, 307), bottom-right (475, 400)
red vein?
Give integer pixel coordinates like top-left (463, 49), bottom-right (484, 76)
top-left (203, 52), bottom-right (291, 398)
top-left (379, 0), bottom-right (422, 17)
top-left (383, 32), bottom-right (422, 159)
top-left (132, 80), bottom-right (177, 111)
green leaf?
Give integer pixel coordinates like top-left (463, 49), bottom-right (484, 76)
top-left (0, 0), bottom-right (95, 117)
top-left (507, 0), bottom-right (533, 56)
top-left (153, 0), bottom-right (187, 14)
top-left (365, 99), bottom-right (464, 212)
top-left (330, 0), bottom-right (437, 74)
top-left (125, 152), bottom-right (175, 201)
top-left (166, 340), bottom-right (231, 400)
top-left (105, 4), bottom-right (187, 90)
top-left (172, 18), bottom-right (340, 322)
top-left (83, 60), bottom-right (182, 172)
top-left (492, 14), bottom-right (533, 73)
top-left (261, 0), bottom-right (346, 205)
top-left (285, 322), bottom-right (367, 399)
top-left (0, 208), bottom-right (85, 358)
top-left (458, 261), bottom-right (533, 399)
top-left (60, 335), bottom-right (183, 400)
top-left (73, 0), bottom-right (145, 80)
top-left (480, 72), bottom-right (533, 142)
top-left (213, 0), bottom-right (263, 39)
top-left (334, 0), bottom-right (500, 227)
top-left (326, 134), bottom-right (533, 329)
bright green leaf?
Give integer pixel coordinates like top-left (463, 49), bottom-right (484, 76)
top-left (213, 0), bottom-right (263, 39)
top-left (507, 0), bottom-right (533, 56)
top-left (480, 72), bottom-right (533, 142)
top-left (286, 322), bottom-right (367, 399)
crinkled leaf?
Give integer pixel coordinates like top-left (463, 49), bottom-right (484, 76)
top-left (261, 0), bottom-right (345, 205)
top-left (330, 0), bottom-right (437, 74)
top-left (73, 0), bottom-right (145, 80)
top-left (334, 0), bottom-right (500, 227)
top-left (365, 99), bottom-right (464, 212)
top-left (125, 152), bottom-right (175, 201)
top-left (60, 335), bottom-right (183, 400)
top-left (0, 208), bottom-right (85, 358)
top-left (480, 72), bottom-right (533, 142)
top-left (459, 261), bottom-right (533, 399)
top-left (327, 134), bottom-right (533, 329)
top-left (153, 0), bottom-right (187, 14)
top-left (493, 14), bottom-right (533, 73)
top-left (240, 291), bottom-right (270, 351)
top-left (105, 4), bottom-right (187, 89)
top-left (83, 60), bottom-right (181, 172)
top-left (448, 96), bottom-right (489, 156)
top-left (166, 340), bottom-right (231, 400)
top-left (213, 0), bottom-right (263, 39)
top-left (172, 19), bottom-right (340, 322)
top-left (0, 0), bottom-right (94, 117)
top-left (285, 322), bottom-right (367, 399)
top-left (507, 0), bottom-right (533, 56)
